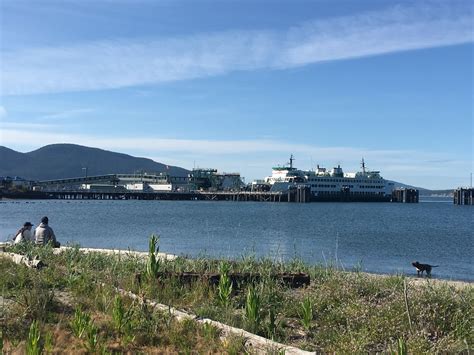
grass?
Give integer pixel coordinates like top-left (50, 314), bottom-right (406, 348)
top-left (299, 296), bottom-right (313, 331)
top-left (26, 320), bottom-right (42, 355)
top-left (1, 240), bottom-right (473, 353)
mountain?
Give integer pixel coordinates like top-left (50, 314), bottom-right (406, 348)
top-left (389, 180), bottom-right (453, 196)
top-left (0, 144), bottom-right (189, 181)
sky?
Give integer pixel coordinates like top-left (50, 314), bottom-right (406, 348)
top-left (0, 0), bottom-right (473, 189)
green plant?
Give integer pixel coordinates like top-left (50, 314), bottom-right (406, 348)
top-left (84, 322), bottom-right (99, 352)
top-left (112, 296), bottom-right (134, 335)
top-left (146, 235), bottom-right (161, 280)
top-left (70, 308), bottom-right (91, 339)
top-left (217, 261), bottom-right (233, 307)
top-left (26, 320), bottom-right (42, 355)
top-left (100, 345), bottom-right (112, 355)
top-left (21, 278), bottom-right (55, 322)
top-left (266, 305), bottom-right (277, 340)
top-left (44, 330), bottom-right (54, 353)
top-left (201, 322), bottom-right (220, 341)
top-left (224, 334), bottom-right (247, 355)
top-left (299, 296), bottom-right (313, 331)
top-left (70, 308), bottom-right (100, 351)
top-left (245, 286), bottom-right (262, 333)
top-left (397, 338), bottom-right (408, 355)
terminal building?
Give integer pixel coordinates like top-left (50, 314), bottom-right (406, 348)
top-left (34, 170), bottom-right (243, 193)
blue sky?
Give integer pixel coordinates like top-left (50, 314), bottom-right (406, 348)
top-left (0, 0), bottom-right (472, 189)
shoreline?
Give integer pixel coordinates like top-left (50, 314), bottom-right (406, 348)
top-left (2, 242), bottom-right (471, 287)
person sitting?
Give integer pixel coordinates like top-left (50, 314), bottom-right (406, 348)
top-left (13, 222), bottom-right (34, 244)
top-left (35, 216), bottom-right (60, 248)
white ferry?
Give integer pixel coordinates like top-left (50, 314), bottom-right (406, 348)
top-left (264, 155), bottom-right (395, 202)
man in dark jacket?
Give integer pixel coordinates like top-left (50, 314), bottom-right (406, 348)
top-left (35, 216), bottom-right (60, 247)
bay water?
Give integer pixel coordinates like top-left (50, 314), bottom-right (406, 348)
top-left (1, 198), bottom-right (472, 281)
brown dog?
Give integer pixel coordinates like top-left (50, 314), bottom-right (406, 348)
top-left (412, 261), bottom-right (438, 277)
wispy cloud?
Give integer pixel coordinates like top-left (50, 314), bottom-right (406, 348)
top-left (2, 2), bottom-right (472, 95)
top-left (0, 127), bottom-right (406, 157)
top-left (39, 108), bottom-right (95, 121)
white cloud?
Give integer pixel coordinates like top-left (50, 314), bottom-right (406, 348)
top-left (1, 2), bottom-right (472, 95)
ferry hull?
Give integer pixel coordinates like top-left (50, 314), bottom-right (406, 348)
top-left (310, 193), bottom-right (392, 202)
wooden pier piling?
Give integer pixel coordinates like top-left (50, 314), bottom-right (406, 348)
top-left (391, 188), bottom-right (419, 203)
top-left (453, 188), bottom-right (474, 205)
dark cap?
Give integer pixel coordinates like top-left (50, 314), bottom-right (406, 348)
top-left (23, 222), bottom-right (33, 227)
top-left (41, 216), bottom-right (49, 224)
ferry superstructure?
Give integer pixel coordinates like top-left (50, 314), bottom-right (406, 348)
top-left (264, 155), bottom-right (395, 201)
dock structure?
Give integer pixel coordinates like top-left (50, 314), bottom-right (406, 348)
top-left (2, 174), bottom-right (416, 204)
top-left (453, 188), bottom-right (474, 205)
top-left (201, 191), bottom-right (286, 202)
top-left (391, 188), bottom-right (419, 203)
top-left (288, 185), bottom-right (311, 203)
top-left (9, 190), bottom-right (311, 203)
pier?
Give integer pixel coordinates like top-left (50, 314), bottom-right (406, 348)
top-left (391, 188), bottom-right (419, 203)
top-left (453, 188), bottom-right (474, 205)
top-left (4, 189), bottom-right (311, 203)
top-left (1, 186), bottom-right (416, 203)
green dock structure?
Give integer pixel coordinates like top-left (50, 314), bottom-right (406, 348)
top-left (453, 188), bottom-right (474, 205)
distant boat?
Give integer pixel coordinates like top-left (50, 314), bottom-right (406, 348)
top-left (261, 155), bottom-right (395, 202)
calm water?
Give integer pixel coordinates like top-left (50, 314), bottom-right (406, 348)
top-left (1, 198), bottom-right (472, 281)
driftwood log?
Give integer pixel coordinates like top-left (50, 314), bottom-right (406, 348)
top-left (149, 272), bottom-right (310, 288)
top-left (113, 285), bottom-right (315, 354)
top-left (0, 252), bottom-right (45, 269)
